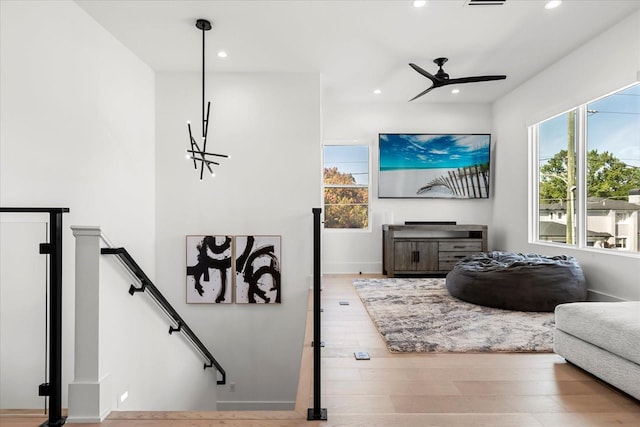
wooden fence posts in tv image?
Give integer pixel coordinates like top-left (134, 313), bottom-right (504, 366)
top-left (186, 235), bottom-right (281, 304)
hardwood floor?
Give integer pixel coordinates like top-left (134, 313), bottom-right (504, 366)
top-left (3, 274), bottom-right (639, 426)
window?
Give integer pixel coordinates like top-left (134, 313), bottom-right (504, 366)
top-left (537, 108), bottom-right (578, 245)
top-left (532, 83), bottom-right (640, 253)
top-left (323, 144), bottom-right (369, 229)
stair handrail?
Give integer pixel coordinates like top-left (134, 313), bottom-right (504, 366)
top-left (101, 247), bottom-right (226, 385)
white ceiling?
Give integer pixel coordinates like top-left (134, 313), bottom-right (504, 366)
top-left (75, 0), bottom-right (640, 104)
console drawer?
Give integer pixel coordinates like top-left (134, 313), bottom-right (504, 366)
top-left (438, 252), bottom-right (479, 270)
top-left (439, 241), bottom-right (483, 252)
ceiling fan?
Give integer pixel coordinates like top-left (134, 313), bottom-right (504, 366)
top-left (408, 57), bottom-right (506, 101)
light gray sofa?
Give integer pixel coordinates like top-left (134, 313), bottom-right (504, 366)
top-left (554, 301), bottom-right (640, 400)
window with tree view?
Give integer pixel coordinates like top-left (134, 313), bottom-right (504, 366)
top-left (323, 145), bottom-right (369, 229)
top-left (534, 83), bottom-right (640, 253)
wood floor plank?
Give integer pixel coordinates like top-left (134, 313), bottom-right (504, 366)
top-left (390, 394), bottom-right (566, 414)
top-left (533, 411), bottom-right (640, 426)
top-left (322, 413), bottom-right (545, 427)
top-left (322, 379), bottom-right (461, 396)
top-left (453, 379), bottom-right (620, 396)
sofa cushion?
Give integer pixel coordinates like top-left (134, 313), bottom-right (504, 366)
top-left (554, 301), bottom-right (640, 365)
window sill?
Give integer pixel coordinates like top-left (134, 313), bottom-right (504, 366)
top-left (531, 240), bottom-right (640, 259)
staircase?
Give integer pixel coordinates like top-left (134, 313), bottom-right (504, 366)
top-left (0, 289), bottom-right (314, 426)
top-left (106, 290), bottom-right (315, 423)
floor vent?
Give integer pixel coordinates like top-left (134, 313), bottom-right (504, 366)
top-left (465, 0), bottom-right (507, 5)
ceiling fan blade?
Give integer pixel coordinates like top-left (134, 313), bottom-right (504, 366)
top-left (409, 86), bottom-right (435, 102)
top-left (447, 75), bottom-right (507, 85)
top-left (409, 63), bottom-right (440, 83)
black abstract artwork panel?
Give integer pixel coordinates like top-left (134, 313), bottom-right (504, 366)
top-left (235, 235), bottom-right (281, 304)
top-left (186, 235), bottom-right (232, 303)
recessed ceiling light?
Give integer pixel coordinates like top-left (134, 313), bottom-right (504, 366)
top-left (412, 1), bottom-right (427, 8)
top-left (373, 89), bottom-right (382, 95)
top-left (545, 1), bottom-right (562, 9)
top-left (451, 88), bottom-right (460, 94)
top-left (217, 50), bottom-right (228, 58)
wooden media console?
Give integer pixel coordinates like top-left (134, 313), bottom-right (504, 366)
top-left (382, 223), bottom-right (488, 277)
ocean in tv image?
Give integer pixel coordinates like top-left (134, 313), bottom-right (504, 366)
top-left (379, 133), bottom-right (490, 198)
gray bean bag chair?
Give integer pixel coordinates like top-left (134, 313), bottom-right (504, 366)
top-left (445, 251), bottom-right (586, 312)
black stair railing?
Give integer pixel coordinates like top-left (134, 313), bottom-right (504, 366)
top-left (101, 247), bottom-right (226, 385)
top-left (0, 207), bottom-right (69, 427)
top-left (307, 208), bottom-right (327, 420)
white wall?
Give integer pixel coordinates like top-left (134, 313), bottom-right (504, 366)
top-left (322, 102), bottom-right (494, 273)
top-left (492, 10), bottom-right (640, 301)
top-left (0, 0), bottom-right (155, 407)
top-left (155, 72), bottom-right (321, 409)
top-left (99, 246), bottom-right (220, 412)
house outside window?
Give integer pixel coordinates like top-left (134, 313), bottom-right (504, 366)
top-left (531, 83), bottom-right (640, 253)
top-left (322, 144), bottom-right (370, 229)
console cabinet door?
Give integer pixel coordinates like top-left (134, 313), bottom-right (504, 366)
top-left (393, 241), bottom-right (438, 272)
top-left (414, 241), bottom-right (438, 271)
top-left (394, 241), bottom-right (416, 271)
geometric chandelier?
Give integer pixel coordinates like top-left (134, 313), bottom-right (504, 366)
top-left (186, 18), bottom-right (229, 180)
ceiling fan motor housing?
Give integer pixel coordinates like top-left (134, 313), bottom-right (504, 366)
top-left (434, 57), bottom-right (449, 80)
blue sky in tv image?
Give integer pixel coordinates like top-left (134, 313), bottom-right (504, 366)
top-left (378, 134), bottom-right (490, 171)
top-left (539, 83), bottom-right (640, 167)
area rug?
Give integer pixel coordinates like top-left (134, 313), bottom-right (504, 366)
top-left (353, 278), bottom-right (555, 353)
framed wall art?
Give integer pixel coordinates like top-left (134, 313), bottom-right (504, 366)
top-left (234, 235), bottom-right (281, 304)
top-left (186, 235), bottom-right (233, 303)
top-left (378, 133), bottom-right (491, 199)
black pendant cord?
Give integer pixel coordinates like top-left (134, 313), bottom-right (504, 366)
top-left (200, 23), bottom-right (207, 180)
top-left (201, 25), bottom-right (206, 140)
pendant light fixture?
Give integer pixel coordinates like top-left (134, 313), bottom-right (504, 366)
top-left (186, 18), bottom-right (229, 180)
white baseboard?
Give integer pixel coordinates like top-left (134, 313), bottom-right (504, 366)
top-left (66, 415), bottom-right (108, 423)
top-left (322, 261), bottom-right (381, 275)
top-left (587, 289), bottom-right (626, 302)
top-left (216, 400), bottom-right (295, 411)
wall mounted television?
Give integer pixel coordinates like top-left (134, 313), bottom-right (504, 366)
top-left (378, 133), bottom-right (490, 199)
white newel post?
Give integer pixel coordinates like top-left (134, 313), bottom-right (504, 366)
top-left (68, 226), bottom-right (111, 422)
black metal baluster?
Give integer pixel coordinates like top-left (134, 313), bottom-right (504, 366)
top-left (308, 208), bottom-right (327, 420)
